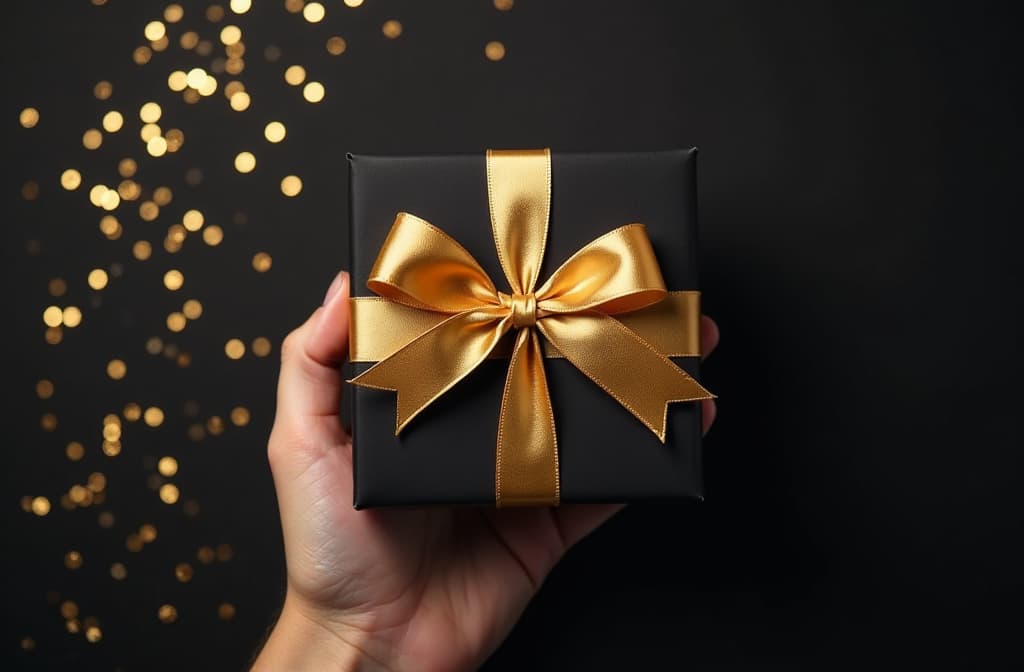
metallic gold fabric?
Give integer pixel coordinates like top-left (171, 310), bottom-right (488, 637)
top-left (349, 291), bottom-right (702, 362)
top-left (349, 148), bottom-right (714, 506)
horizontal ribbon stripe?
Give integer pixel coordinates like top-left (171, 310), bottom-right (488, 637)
top-left (349, 290), bottom-right (703, 362)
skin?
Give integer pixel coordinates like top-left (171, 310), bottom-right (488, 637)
top-left (253, 270), bottom-right (719, 671)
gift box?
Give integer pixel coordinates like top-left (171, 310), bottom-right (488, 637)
top-left (345, 148), bottom-right (713, 508)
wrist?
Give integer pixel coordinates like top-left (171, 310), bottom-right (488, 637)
top-left (253, 594), bottom-right (390, 672)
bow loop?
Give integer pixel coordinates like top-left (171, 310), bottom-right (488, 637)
top-left (486, 149), bottom-right (551, 295)
top-left (367, 212), bottom-right (499, 313)
top-left (535, 223), bottom-right (669, 315)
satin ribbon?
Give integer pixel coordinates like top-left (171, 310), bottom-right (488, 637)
top-left (348, 291), bottom-right (703, 362)
top-left (349, 148), bottom-right (714, 506)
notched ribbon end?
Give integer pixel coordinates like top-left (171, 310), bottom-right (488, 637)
top-left (347, 372), bottom-right (405, 435)
top-left (347, 374), bottom-right (416, 437)
top-left (649, 379), bottom-right (718, 443)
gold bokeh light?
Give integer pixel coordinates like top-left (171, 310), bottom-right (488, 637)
top-left (31, 496), bottom-right (51, 516)
top-left (229, 91), bottom-right (251, 111)
top-left (252, 252), bottom-right (272, 272)
top-left (203, 225), bottom-right (224, 246)
top-left (140, 124), bottom-right (161, 142)
top-left (159, 483), bottom-right (180, 504)
top-left (264, 121), bottom-right (286, 143)
top-left (144, 406), bottom-right (165, 427)
top-left (280, 175), bottom-right (303, 197)
top-left (147, 136), bottom-right (168, 157)
top-left (166, 312), bottom-right (186, 332)
top-left (88, 268), bottom-right (109, 290)
top-left (19, 107), bottom-right (40, 128)
top-left (118, 158), bottom-right (137, 177)
top-left (133, 46), bottom-right (152, 65)
top-left (63, 306), bottom-right (83, 328)
top-left (83, 129), bottom-right (103, 150)
top-left (182, 209), bottom-right (204, 231)
top-left (284, 65), bottom-right (306, 85)
top-left (303, 81), bottom-right (325, 103)
top-left (220, 25), bottom-right (242, 45)
top-left (382, 20), bottom-right (403, 39)
top-left (100, 215), bottom-right (123, 239)
top-left (224, 338), bottom-right (245, 359)
top-left (65, 550), bottom-right (84, 570)
top-left (303, 2), bottom-right (325, 23)
top-left (143, 20), bottom-right (166, 42)
top-left (183, 299), bottom-right (203, 319)
top-left (168, 70), bottom-right (188, 91)
top-left (106, 359), bottom-right (127, 380)
top-left (485, 41), bottom-right (507, 61)
top-left (66, 441), bottom-right (85, 461)
top-left (326, 36), bottom-right (347, 55)
top-left (139, 200), bottom-right (160, 221)
top-left (61, 169), bottom-right (82, 191)
top-left (102, 110), bottom-right (124, 132)
top-left (157, 604), bottom-right (178, 623)
top-left (36, 379), bottom-right (54, 399)
top-left (252, 337), bottom-right (272, 357)
top-left (175, 562), bottom-right (193, 582)
top-left (163, 269), bottom-right (184, 291)
top-left (93, 80), bottom-right (113, 99)
top-left (43, 306), bottom-right (64, 327)
top-left (234, 151), bottom-right (256, 173)
top-left (133, 240), bottom-right (152, 260)
top-left (164, 3), bottom-right (184, 22)
top-left (230, 406), bottom-right (251, 426)
top-left (158, 456), bottom-right (179, 476)
top-left (140, 102), bottom-right (162, 123)
top-left (48, 278), bottom-right (67, 296)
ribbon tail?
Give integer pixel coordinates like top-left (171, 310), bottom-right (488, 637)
top-left (349, 307), bottom-right (510, 434)
top-left (537, 312), bottom-right (714, 442)
top-left (495, 328), bottom-right (560, 507)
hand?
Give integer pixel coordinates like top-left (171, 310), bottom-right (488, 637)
top-left (253, 271), bottom-right (719, 671)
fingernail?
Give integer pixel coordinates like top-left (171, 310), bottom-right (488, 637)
top-left (322, 271), bottom-right (348, 306)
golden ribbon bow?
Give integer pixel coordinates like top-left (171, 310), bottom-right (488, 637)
top-left (350, 148), bottom-right (714, 506)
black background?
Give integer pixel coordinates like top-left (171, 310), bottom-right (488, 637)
top-left (4, 1), bottom-right (1022, 670)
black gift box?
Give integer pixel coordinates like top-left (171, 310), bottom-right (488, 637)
top-left (346, 149), bottom-right (705, 508)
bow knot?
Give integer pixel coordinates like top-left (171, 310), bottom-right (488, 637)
top-left (350, 148), bottom-right (714, 506)
top-left (501, 292), bottom-right (538, 328)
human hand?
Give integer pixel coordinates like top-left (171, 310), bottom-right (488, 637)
top-left (253, 270), bottom-right (719, 671)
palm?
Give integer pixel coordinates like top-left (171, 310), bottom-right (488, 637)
top-left (262, 272), bottom-right (716, 670)
top-left (277, 417), bottom-right (605, 669)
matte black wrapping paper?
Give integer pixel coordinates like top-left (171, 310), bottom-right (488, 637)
top-left (346, 149), bottom-right (706, 508)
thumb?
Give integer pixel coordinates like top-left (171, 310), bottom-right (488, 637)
top-left (273, 271), bottom-right (351, 438)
